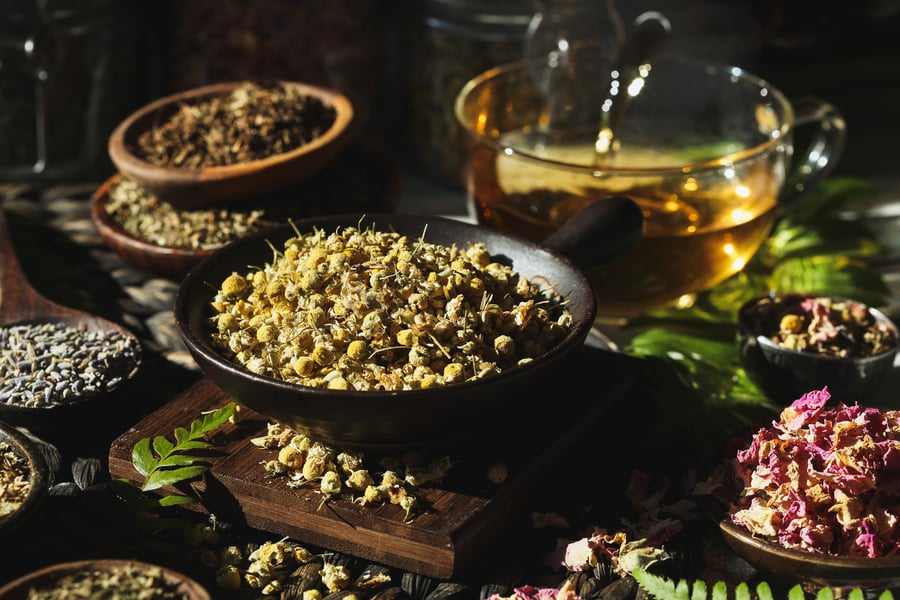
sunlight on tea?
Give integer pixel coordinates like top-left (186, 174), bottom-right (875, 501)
top-left (473, 131), bottom-right (781, 318)
top-left (455, 54), bottom-right (845, 320)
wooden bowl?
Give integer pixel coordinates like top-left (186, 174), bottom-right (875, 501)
top-left (108, 80), bottom-right (355, 209)
top-left (91, 174), bottom-right (219, 280)
top-left (0, 420), bottom-right (49, 537)
top-left (0, 559), bottom-right (211, 599)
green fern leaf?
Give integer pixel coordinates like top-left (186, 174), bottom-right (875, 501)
top-left (149, 454), bottom-right (202, 468)
top-left (787, 585), bottom-right (807, 600)
top-left (151, 435), bottom-right (175, 459)
top-left (690, 579), bottom-right (707, 600)
top-left (174, 426), bottom-right (191, 444)
top-left (157, 494), bottom-right (196, 507)
top-left (756, 582), bottom-right (774, 600)
top-left (815, 588), bottom-right (835, 600)
top-left (144, 465), bottom-right (209, 491)
top-left (710, 581), bottom-right (729, 600)
top-left (631, 569), bottom-right (896, 600)
top-left (168, 440), bottom-right (215, 452)
top-left (131, 402), bottom-right (237, 494)
top-left (131, 438), bottom-right (155, 477)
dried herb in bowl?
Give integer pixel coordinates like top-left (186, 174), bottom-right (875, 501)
top-left (209, 222), bottom-right (575, 391)
top-left (132, 81), bottom-right (337, 168)
top-left (762, 294), bottom-right (897, 358)
top-left (104, 177), bottom-right (274, 250)
top-left (737, 293), bottom-right (900, 406)
top-left (0, 439), bottom-right (32, 519)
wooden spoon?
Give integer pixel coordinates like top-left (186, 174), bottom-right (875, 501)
top-left (0, 207), bottom-right (141, 425)
top-left (0, 208), bottom-right (137, 337)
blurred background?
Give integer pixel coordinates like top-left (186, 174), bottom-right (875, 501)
top-left (0, 0), bottom-right (897, 191)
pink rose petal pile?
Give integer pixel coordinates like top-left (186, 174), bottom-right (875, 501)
top-left (730, 387), bottom-right (900, 557)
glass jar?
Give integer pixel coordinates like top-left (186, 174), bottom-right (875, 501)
top-left (0, 0), bottom-right (140, 183)
top-left (405, 0), bottom-right (533, 188)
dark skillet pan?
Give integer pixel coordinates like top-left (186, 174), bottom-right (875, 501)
top-left (174, 198), bottom-right (642, 450)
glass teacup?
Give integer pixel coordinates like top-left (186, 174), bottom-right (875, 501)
top-left (454, 53), bottom-right (846, 321)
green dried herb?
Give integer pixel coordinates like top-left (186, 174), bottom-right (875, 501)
top-left (106, 177), bottom-right (274, 249)
top-left (134, 81), bottom-right (336, 168)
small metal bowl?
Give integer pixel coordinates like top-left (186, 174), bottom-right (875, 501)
top-left (737, 292), bottom-right (899, 405)
top-left (0, 420), bottom-right (49, 537)
top-left (108, 80), bottom-right (355, 209)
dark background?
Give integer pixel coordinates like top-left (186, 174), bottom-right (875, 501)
top-left (0, 0), bottom-right (897, 185)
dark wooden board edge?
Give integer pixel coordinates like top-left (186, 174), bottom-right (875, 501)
top-left (109, 346), bottom-right (640, 579)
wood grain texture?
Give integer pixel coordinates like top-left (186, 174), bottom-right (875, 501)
top-left (109, 346), bottom-right (638, 579)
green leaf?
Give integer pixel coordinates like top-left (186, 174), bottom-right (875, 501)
top-left (144, 466), bottom-right (209, 492)
top-left (131, 438), bottom-right (154, 477)
top-left (174, 426), bottom-right (191, 444)
top-left (151, 454), bottom-right (203, 468)
top-left (157, 494), bottom-right (196, 507)
top-left (618, 176), bottom-right (894, 464)
top-left (631, 569), bottom-right (895, 600)
top-left (767, 255), bottom-right (891, 307)
top-left (734, 583), bottom-right (752, 600)
top-left (710, 581), bottom-right (729, 600)
top-left (130, 402), bottom-right (238, 495)
top-left (756, 582), bottom-right (774, 600)
top-left (152, 435), bottom-right (175, 459)
top-left (788, 586), bottom-right (807, 600)
top-left (815, 588), bottom-right (835, 600)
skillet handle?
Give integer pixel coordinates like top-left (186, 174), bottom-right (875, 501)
top-left (542, 196), bottom-right (643, 273)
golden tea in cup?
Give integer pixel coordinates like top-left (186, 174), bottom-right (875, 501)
top-left (455, 54), bottom-right (846, 320)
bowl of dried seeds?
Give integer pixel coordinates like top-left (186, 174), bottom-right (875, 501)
top-left (107, 80), bottom-right (355, 209)
top-left (0, 419), bottom-right (49, 537)
top-left (737, 292), bottom-right (899, 406)
top-left (91, 173), bottom-right (280, 280)
top-left (174, 202), bottom-right (643, 450)
top-left (0, 559), bottom-right (212, 599)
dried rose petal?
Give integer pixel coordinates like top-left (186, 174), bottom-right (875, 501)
top-left (729, 387), bottom-right (900, 557)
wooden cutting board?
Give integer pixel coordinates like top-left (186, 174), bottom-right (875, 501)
top-left (108, 346), bottom-right (638, 580)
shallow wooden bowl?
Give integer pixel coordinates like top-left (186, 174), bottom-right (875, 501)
top-left (91, 174), bottom-right (222, 280)
top-left (0, 559), bottom-right (212, 599)
top-left (108, 80), bottom-right (354, 209)
top-left (0, 420), bottom-right (49, 537)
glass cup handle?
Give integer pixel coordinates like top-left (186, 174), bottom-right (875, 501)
top-left (779, 96), bottom-right (847, 207)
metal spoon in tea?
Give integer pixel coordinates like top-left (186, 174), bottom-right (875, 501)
top-left (0, 208), bottom-right (141, 420)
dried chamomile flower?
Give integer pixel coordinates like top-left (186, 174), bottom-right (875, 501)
top-left (486, 462), bottom-right (509, 484)
top-left (320, 562), bottom-right (352, 593)
top-left (251, 422), bottom-right (442, 521)
top-left (208, 223), bottom-right (574, 392)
